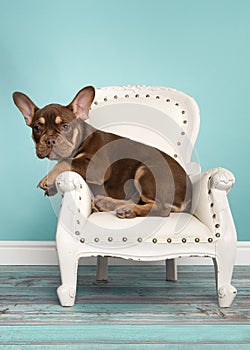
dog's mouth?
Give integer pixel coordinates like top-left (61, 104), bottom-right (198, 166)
top-left (36, 137), bottom-right (75, 160)
top-left (37, 147), bottom-right (52, 159)
top-left (35, 123), bottom-right (83, 160)
top-left (36, 140), bottom-right (55, 159)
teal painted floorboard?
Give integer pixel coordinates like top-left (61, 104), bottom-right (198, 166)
top-left (0, 265), bottom-right (249, 347)
top-left (1, 325), bottom-right (250, 347)
top-left (0, 347), bottom-right (249, 350)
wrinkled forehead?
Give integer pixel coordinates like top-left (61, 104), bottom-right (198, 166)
top-left (32, 104), bottom-right (75, 126)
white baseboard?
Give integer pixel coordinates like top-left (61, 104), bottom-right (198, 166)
top-left (0, 241), bottom-right (249, 266)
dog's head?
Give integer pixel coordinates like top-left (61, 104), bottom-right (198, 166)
top-left (13, 86), bottom-right (95, 160)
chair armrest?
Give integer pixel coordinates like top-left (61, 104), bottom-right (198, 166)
top-left (191, 167), bottom-right (235, 235)
top-left (55, 171), bottom-right (92, 234)
top-left (209, 168), bottom-right (235, 193)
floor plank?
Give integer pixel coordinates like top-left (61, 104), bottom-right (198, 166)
top-left (0, 265), bottom-right (249, 347)
top-left (0, 325), bottom-right (250, 348)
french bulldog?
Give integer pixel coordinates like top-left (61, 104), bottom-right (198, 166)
top-left (13, 86), bottom-right (192, 218)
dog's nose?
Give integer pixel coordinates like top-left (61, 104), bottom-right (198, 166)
top-left (46, 138), bottom-right (56, 147)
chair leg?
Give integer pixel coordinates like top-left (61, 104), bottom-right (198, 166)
top-left (166, 258), bottom-right (178, 281)
top-left (213, 256), bottom-right (237, 308)
top-left (96, 256), bottom-right (109, 282)
top-left (57, 253), bottom-right (79, 307)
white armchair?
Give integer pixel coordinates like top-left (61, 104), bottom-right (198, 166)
top-left (54, 86), bottom-right (237, 307)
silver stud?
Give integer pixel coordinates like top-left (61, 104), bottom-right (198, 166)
top-left (77, 220), bottom-right (80, 225)
top-left (215, 224), bottom-right (220, 228)
top-left (104, 97), bottom-right (108, 102)
top-left (122, 237), bottom-right (127, 242)
top-left (167, 238), bottom-right (172, 243)
top-left (108, 237), bottom-right (113, 242)
top-left (94, 237), bottom-right (99, 242)
top-left (94, 101), bottom-right (98, 105)
top-left (177, 142), bottom-right (181, 146)
top-left (175, 103), bottom-right (179, 106)
top-left (166, 99), bottom-right (170, 102)
top-left (208, 238), bottom-right (213, 243)
top-left (152, 238), bottom-right (157, 244)
top-left (137, 237), bottom-right (142, 243)
top-left (195, 238), bottom-right (200, 243)
top-left (146, 94), bottom-right (150, 98)
top-left (125, 94), bottom-right (129, 98)
top-left (135, 94), bottom-right (139, 98)
top-left (174, 154), bottom-right (178, 158)
top-left (79, 196), bottom-right (82, 200)
top-left (80, 238), bottom-right (85, 243)
top-left (114, 95), bottom-right (118, 99)
top-left (75, 231), bottom-right (80, 236)
top-left (182, 110), bottom-right (185, 114)
top-left (215, 233), bottom-right (221, 238)
top-left (156, 95), bottom-right (160, 99)
top-left (181, 131), bottom-right (185, 135)
top-left (182, 238), bottom-right (187, 243)
top-left (183, 120), bottom-right (187, 124)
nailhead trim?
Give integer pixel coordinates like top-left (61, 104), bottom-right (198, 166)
top-left (207, 175), bottom-right (221, 241)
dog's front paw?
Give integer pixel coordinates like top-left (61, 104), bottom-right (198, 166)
top-left (37, 176), bottom-right (57, 196)
top-left (116, 205), bottom-right (137, 219)
top-left (37, 176), bottom-right (48, 190)
top-left (44, 185), bottom-right (58, 196)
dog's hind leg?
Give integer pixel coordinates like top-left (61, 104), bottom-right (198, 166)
top-left (116, 202), bottom-right (155, 218)
top-left (116, 165), bottom-right (172, 218)
top-left (94, 195), bottom-right (135, 212)
top-left (115, 201), bottom-right (171, 218)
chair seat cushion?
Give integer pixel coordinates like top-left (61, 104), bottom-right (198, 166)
top-left (81, 212), bottom-right (214, 245)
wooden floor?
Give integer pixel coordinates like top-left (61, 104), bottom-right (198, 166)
top-left (0, 265), bottom-right (249, 349)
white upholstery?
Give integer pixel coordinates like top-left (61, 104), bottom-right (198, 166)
top-left (55, 86), bottom-right (237, 308)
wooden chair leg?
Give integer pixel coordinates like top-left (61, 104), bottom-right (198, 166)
top-left (213, 256), bottom-right (237, 308)
top-left (57, 254), bottom-right (78, 307)
top-left (96, 256), bottom-right (109, 282)
top-left (166, 258), bottom-right (178, 281)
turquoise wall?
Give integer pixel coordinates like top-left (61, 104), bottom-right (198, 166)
top-left (0, 0), bottom-right (249, 241)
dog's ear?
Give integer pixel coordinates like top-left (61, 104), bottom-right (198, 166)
top-left (13, 92), bottom-right (39, 126)
top-left (67, 86), bottom-right (95, 120)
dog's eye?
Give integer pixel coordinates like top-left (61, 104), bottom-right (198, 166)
top-left (62, 124), bottom-right (70, 131)
top-left (33, 125), bottom-right (41, 133)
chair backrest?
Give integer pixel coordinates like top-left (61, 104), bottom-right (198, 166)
top-left (88, 86), bottom-right (200, 175)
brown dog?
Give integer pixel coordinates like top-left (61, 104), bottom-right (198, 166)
top-left (13, 86), bottom-right (192, 218)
